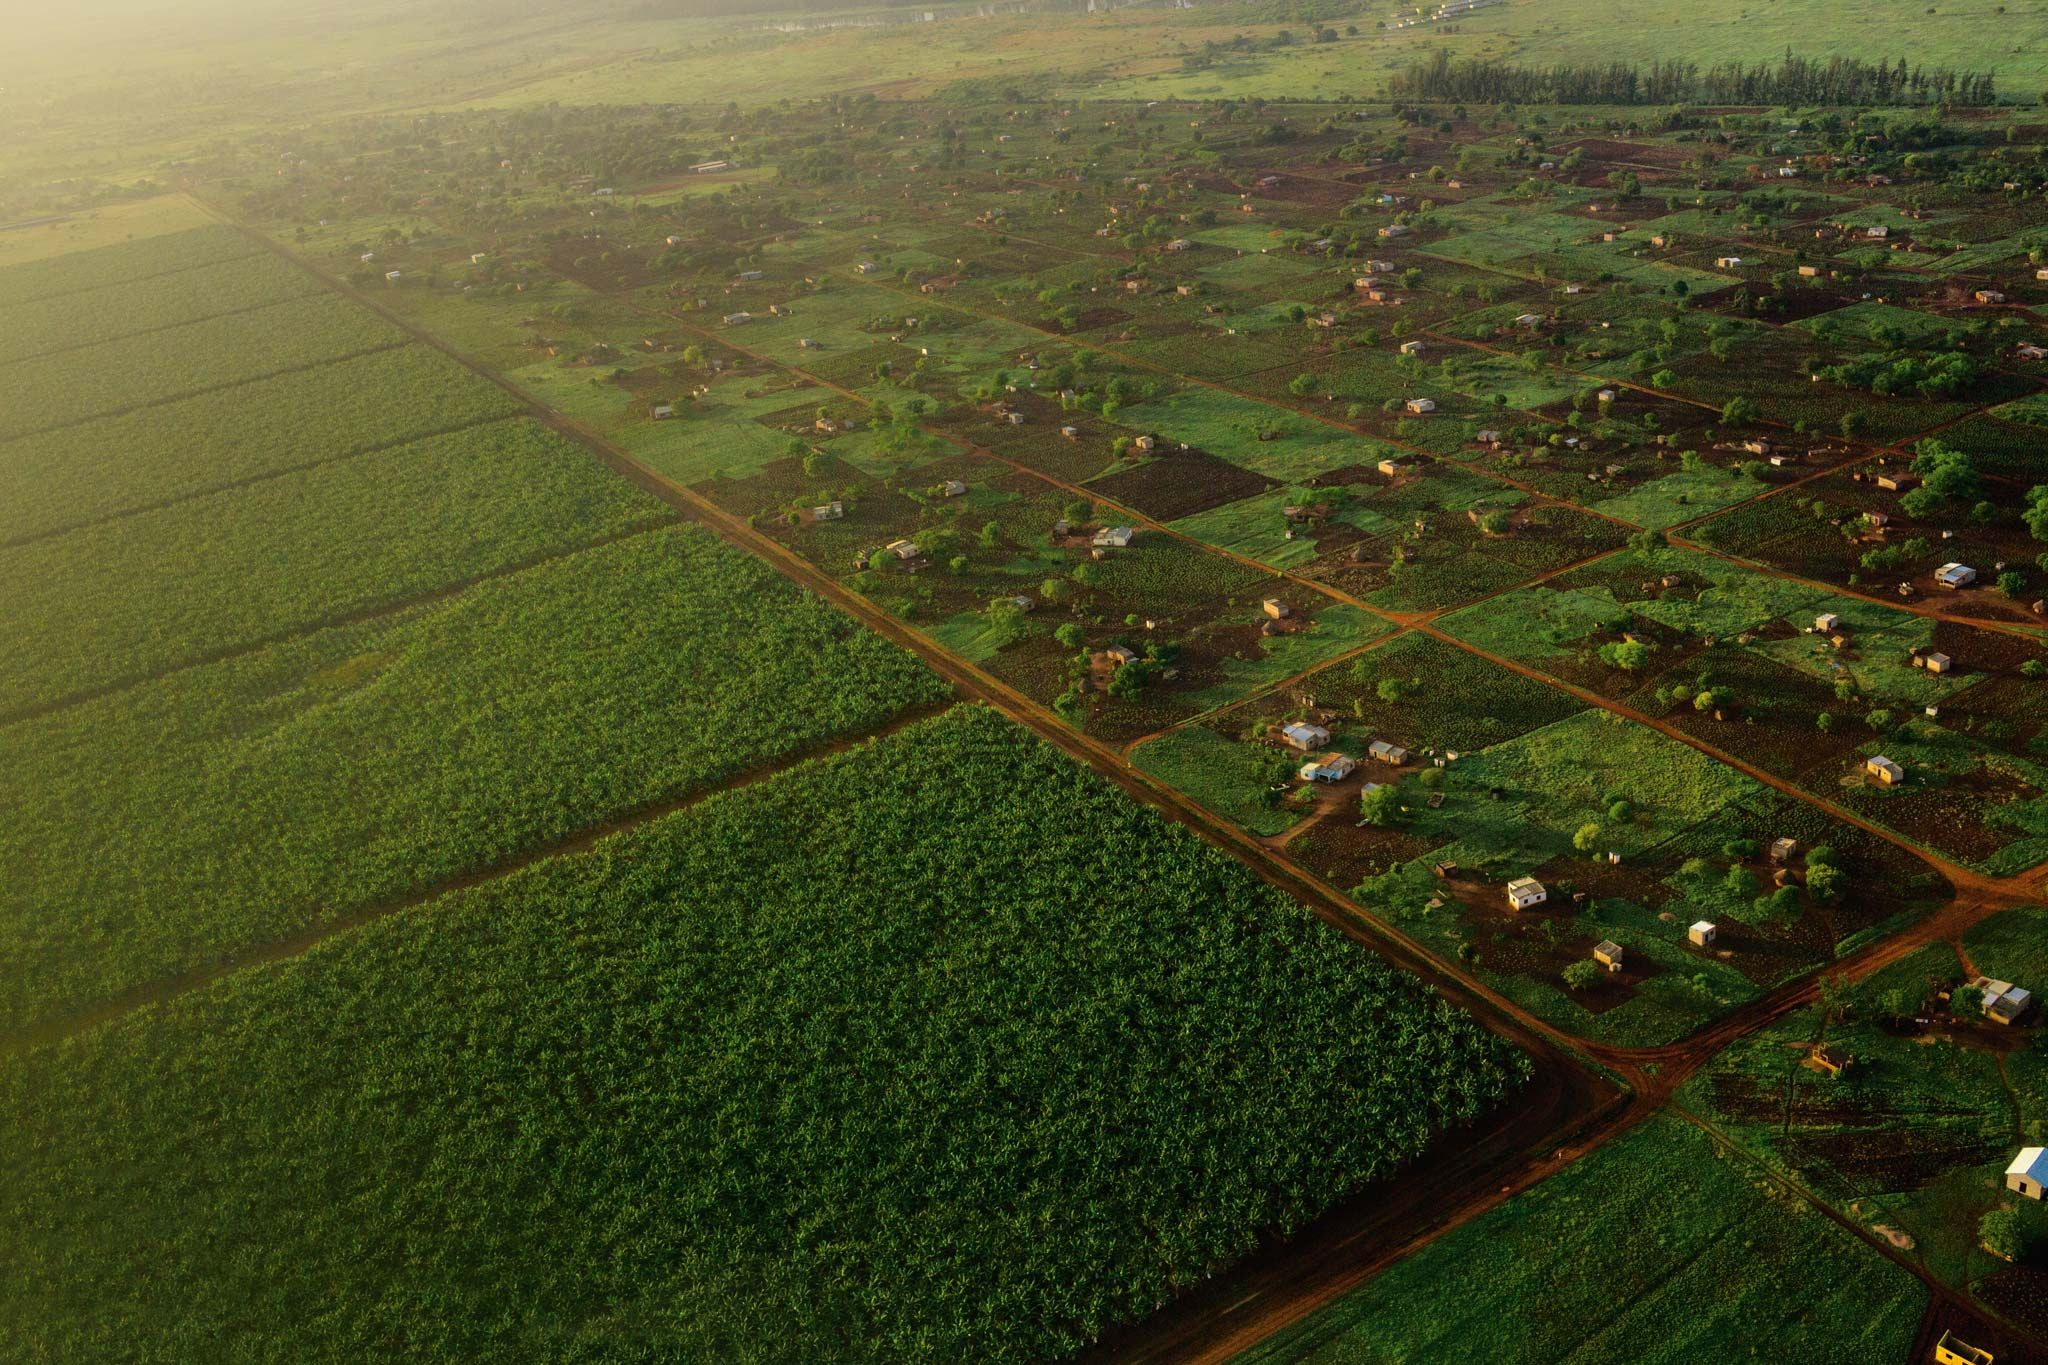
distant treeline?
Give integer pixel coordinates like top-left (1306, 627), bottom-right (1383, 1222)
top-left (1388, 51), bottom-right (2000, 106)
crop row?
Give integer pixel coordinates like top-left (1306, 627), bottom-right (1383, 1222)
top-left (0, 705), bottom-right (1529, 1363)
top-left (0, 524), bottom-right (953, 1037)
top-left (0, 223), bottom-right (260, 310)
top-left (0, 292), bottom-right (404, 441)
top-left (0, 417), bottom-right (676, 715)
top-left (0, 250), bottom-right (325, 367)
top-left (0, 343), bottom-right (522, 544)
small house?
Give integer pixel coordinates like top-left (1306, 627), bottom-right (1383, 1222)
top-left (1262, 599), bottom-right (1291, 621)
top-left (1399, 340), bottom-right (1425, 356)
top-left (1874, 472), bottom-right (1917, 493)
top-left (1367, 740), bottom-right (1409, 765)
top-left (941, 480), bottom-right (968, 498)
top-left (1866, 755), bottom-right (1906, 786)
top-left (1060, 425), bottom-right (1079, 440)
top-left (1592, 941), bottom-right (1625, 973)
top-left (651, 405), bottom-right (675, 421)
top-left (1716, 255), bottom-right (1743, 269)
top-left (722, 311), bottom-right (753, 326)
top-left (1133, 435), bottom-right (1157, 452)
top-left (1505, 877), bottom-right (1548, 911)
top-left (1813, 613), bottom-right (1839, 633)
top-left (1770, 837), bottom-right (1798, 864)
top-left (884, 539), bottom-right (921, 562)
top-left (1404, 398), bottom-right (1436, 415)
top-left (1280, 721), bottom-right (1331, 752)
top-left (1005, 412), bottom-right (1025, 426)
top-left (1920, 650), bottom-right (1953, 675)
top-left (735, 270), bottom-right (764, 283)
top-left (1299, 753), bottom-right (1357, 782)
top-left (1688, 921), bottom-right (1718, 947)
top-left (1165, 238), bottom-right (1193, 252)
top-left (1104, 645), bottom-right (1140, 667)
top-left (1935, 562), bottom-right (1978, 590)
top-left (384, 270), bottom-right (403, 282)
top-left (1977, 978), bottom-right (2035, 1025)
top-left (1798, 265), bottom-right (1820, 278)
top-left (1377, 458), bottom-right (1406, 477)
top-left (812, 501), bottom-right (845, 521)
top-left (1805, 1044), bottom-right (1852, 1078)
top-left (1092, 526), bottom-right (1134, 549)
top-left (1976, 290), bottom-right (2007, 305)
top-left (2008, 1147), bottom-right (2048, 1199)
top-left (1433, 860), bottom-right (1459, 879)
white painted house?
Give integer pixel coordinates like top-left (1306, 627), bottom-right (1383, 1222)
top-left (2008, 1147), bottom-right (2048, 1199)
top-left (1505, 877), bottom-right (1548, 911)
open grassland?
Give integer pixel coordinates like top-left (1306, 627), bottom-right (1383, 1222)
top-left (1236, 1116), bottom-right (1926, 1365)
top-left (0, 418), bottom-right (674, 716)
top-left (0, 291), bottom-right (403, 441)
top-left (0, 344), bottom-right (523, 545)
top-left (0, 525), bottom-right (952, 1039)
top-left (0, 706), bottom-right (1529, 1365)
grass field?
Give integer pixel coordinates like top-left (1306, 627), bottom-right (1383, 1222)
top-left (0, 706), bottom-right (1529, 1364)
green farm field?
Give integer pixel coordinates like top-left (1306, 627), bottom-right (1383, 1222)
top-left (0, 525), bottom-right (952, 1039)
top-left (0, 706), bottom-right (1529, 1364)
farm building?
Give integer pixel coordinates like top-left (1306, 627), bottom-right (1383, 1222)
top-left (1976, 290), bottom-right (2007, 304)
top-left (1398, 340), bottom-right (1425, 356)
top-left (812, 501), bottom-right (845, 521)
top-left (1279, 721), bottom-right (1331, 751)
top-left (2007, 1148), bottom-right (2048, 1199)
top-left (1165, 238), bottom-right (1193, 251)
top-left (1866, 755), bottom-right (1906, 785)
top-left (1805, 1044), bottom-right (1852, 1077)
top-left (1377, 458), bottom-right (1406, 477)
top-left (1935, 562), bottom-right (1978, 589)
top-left (1104, 645), bottom-right (1139, 667)
top-left (1934, 1331), bottom-right (1995, 1365)
top-left (1262, 598), bottom-right (1290, 620)
top-left (1092, 526), bottom-right (1135, 549)
top-left (1060, 425), bottom-right (1079, 440)
top-left (1299, 753), bottom-right (1357, 782)
top-left (384, 270), bottom-right (403, 282)
top-left (1770, 837), bottom-right (1798, 864)
top-left (1918, 650), bottom-right (1954, 675)
top-left (1433, 860), bottom-right (1458, 879)
top-left (1688, 921), bottom-right (1718, 947)
top-left (1813, 613), bottom-right (1839, 633)
top-left (1133, 435), bottom-right (1157, 451)
top-left (651, 405), bottom-right (675, 420)
top-left (1404, 398), bottom-right (1436, 415)
top-left (1367, 740), bottom-right (1409, 765)
top-left (884, 539), bottom-right (920, 562)
top-left (722, 311), bottom-right (753, 326)
top-left (1716, 255), bottom-right (1743, 268)
top-left (1592, 941), bottom-right (1624, 973)
top-left (941, 480), bottom-right (968, 497)
top-left (1975, 978), bottom-right (2034, 1025)
top-left (1505, 877), bottom-right (1548, 911)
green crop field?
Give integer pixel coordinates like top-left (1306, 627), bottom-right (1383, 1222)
top-left (0, 526), bottom-right (951, 1038)
top-left (0, 344), bottom-right (523, 544)
top-left (0, 249), bottom-right (322, 365)
top-left (0, 291), bottom-right (404, 440)
top-left (0, 419), bottom-right (674, 715)
top-left (1237, 1116), bottom-right (1926, 1365)
top-left (0, 706), bottom-right (1529, 1364)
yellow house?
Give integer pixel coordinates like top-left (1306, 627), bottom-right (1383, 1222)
top-left (1935, 1330), bottom-right (1994, 1365)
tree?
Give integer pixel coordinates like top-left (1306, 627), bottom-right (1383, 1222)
top-left (1981, 1206), bottom-right (2028, 1262)
top-left (1053, 623), bottom-right (1085, 649)
top-left (1562, 959), bottom-right (1603, 992)
top-left (1573, 821), bottom-right (1603, 854)
top-left (2000, 570), bottom-right (2028, 598)
top-left (1359, 783), bottom-right (1405, 826)
top-left (1599, 640), bottom-right (1649, 671)
top-left (1721, 395), bottom-right (1760, 425)
top-left (1724, 865), bottom-right (1759, 898)
top-left (1477, 509), bottom-right (1513, 535)
top-left (1953, 982), bottom-right (1984, 1021)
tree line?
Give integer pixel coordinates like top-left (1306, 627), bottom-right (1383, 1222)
top-left (1388, 51), bottom-right (2000, 106)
